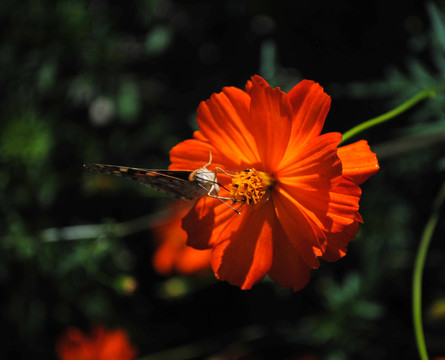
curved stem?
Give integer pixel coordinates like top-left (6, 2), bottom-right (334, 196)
top-left (340, 89), bottom-right (437, 144)
top-left (412, 182), bottom-right (445, 360)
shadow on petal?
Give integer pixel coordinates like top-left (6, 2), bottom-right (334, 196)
top-left (268, 221), bottom-right (312, 292)
top-left (182, 198), bottom-right (216, 250)
top-left (322, 213), bottom-right (363, 262)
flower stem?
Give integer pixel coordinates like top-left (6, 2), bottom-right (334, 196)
top-left (340, 89), bottom-right (438, 144)
top-left (412, 181), bottom-right (445, 360)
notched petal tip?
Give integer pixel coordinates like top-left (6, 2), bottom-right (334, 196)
top-left (246, 74), bottom-right (282, 94)
top-left (248, 75), bottom-right (293, 170)
top-left (250, 74), bottom-right (269, 87)
top-left (285, 79), bottom-right (332, 147)
top-left (338, 140), bottom-right (380, 185)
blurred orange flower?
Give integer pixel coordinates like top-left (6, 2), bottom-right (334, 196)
top-left (169, 75), bottom-right (379, 291)
top-left (56, 324), bottom-right (137, 360)
top-left (152, 202), bottom-right (211, 275)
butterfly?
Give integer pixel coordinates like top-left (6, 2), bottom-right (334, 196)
top-left (83, 163), bottom-right (220, 200)
top-left (85, 153), bottom-right (241, 214)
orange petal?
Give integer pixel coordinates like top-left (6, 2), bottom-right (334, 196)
top-left (326, 176), bottom-right (361, 231)
top-left (175, 247), bottom-right (212, 275)
top-left (338, 140), bottom-right (380, 185)
top-left (210, 202), bottom-right (275, 289)
top-left (169, 138), bottom-right (219, 171)
top-left (152, 203), bottom-right (212, 276)
top-left (273, 189), bottom-right (323, 268)
top-left (280, 172), bottom-right (361, 234)
top-left (56, 325), bottom-right (137, 360)
top-left (322, 213), bottom-right (362, 262)
top-left (278, 133), bottom-right (341, 229)
top-left (247, 75), bottom-right (293, 171)
top-left (279, 133), bottom-right (361, 234)
top-left (101, 329), bottom-right (138, 359)
top-left (152, 241), bottom-right (178, 276)
top-left (152, 202), bottom-right (190, 275)
top-left (278, 132), bottom-right (342, 178)
top-left (268, 222), bottom-right (312, 291)
top-left (286, 80), bottom-right (331, 152)
top-left (195, 85), bottom-right (260, 168)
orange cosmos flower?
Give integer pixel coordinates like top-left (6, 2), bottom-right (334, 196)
top-left (152, 201), bottom-right (211, 276)
top-left (169, 75), bottom-right (379, 291)
top-left (56, 324), bottom-right (137, 360)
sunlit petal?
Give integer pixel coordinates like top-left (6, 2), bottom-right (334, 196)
top-left (248, 75), bottom-right (293, 171)
top-left (286, 80), bottom-right (331, 151)
top-left (338, 140), bottom-right (380, 184)
top-left (273, 190), bottom-right (323, 268)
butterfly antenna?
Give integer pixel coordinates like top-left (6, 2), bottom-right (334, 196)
top-left (219, 198), bottom-right (241, 215)
top-left (203, 151), bottom-right (213, 168)
top-left (217, 182), bottom-right (230, 192)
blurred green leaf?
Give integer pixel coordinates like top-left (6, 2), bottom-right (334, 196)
top-left (116, 80), bottom-right (141, 123)
top-left (0, 110), bottom-right (52, 165)
top-left (56, 0), bottom-right (89, 31)
top-left (4, 218), bottom-right (37, 259)
top-left (37, 61), bottom-right (57, 93)
top-left (145, 25), bottom-right (173, 55)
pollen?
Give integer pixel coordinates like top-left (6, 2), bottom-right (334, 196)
top-left (230, 169), bottom-right (275, 205)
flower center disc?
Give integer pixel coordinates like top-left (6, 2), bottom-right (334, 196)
top-left (229, 169), bottom-right (275, 205)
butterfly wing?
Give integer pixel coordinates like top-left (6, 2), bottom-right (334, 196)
top-left (84, 164), bottom-right (206, 200)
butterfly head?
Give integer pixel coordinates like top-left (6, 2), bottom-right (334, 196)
top-left (189, 167), bottom-right (220, 195)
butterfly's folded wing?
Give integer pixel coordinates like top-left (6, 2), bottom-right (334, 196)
top-left (84, 164), bottom-right (205, 200)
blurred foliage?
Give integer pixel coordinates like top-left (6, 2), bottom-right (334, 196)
top-left (1, 0), bottom-right (445, 359)
top-left (343, 3), bottom-right (445, 144)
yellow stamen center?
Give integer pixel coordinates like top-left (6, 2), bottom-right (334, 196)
top-left (229, 169), bottom-right (275, 205)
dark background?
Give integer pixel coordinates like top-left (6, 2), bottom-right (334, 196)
top-left (1, 0), bottom-right (445, 359)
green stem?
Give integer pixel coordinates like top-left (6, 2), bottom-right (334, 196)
top-left (40, 212), bottom-right (164, 242)
top-left (412, 182), bottom-right (445, 360)
top-left (340, 89), bottom-right (437, 144)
